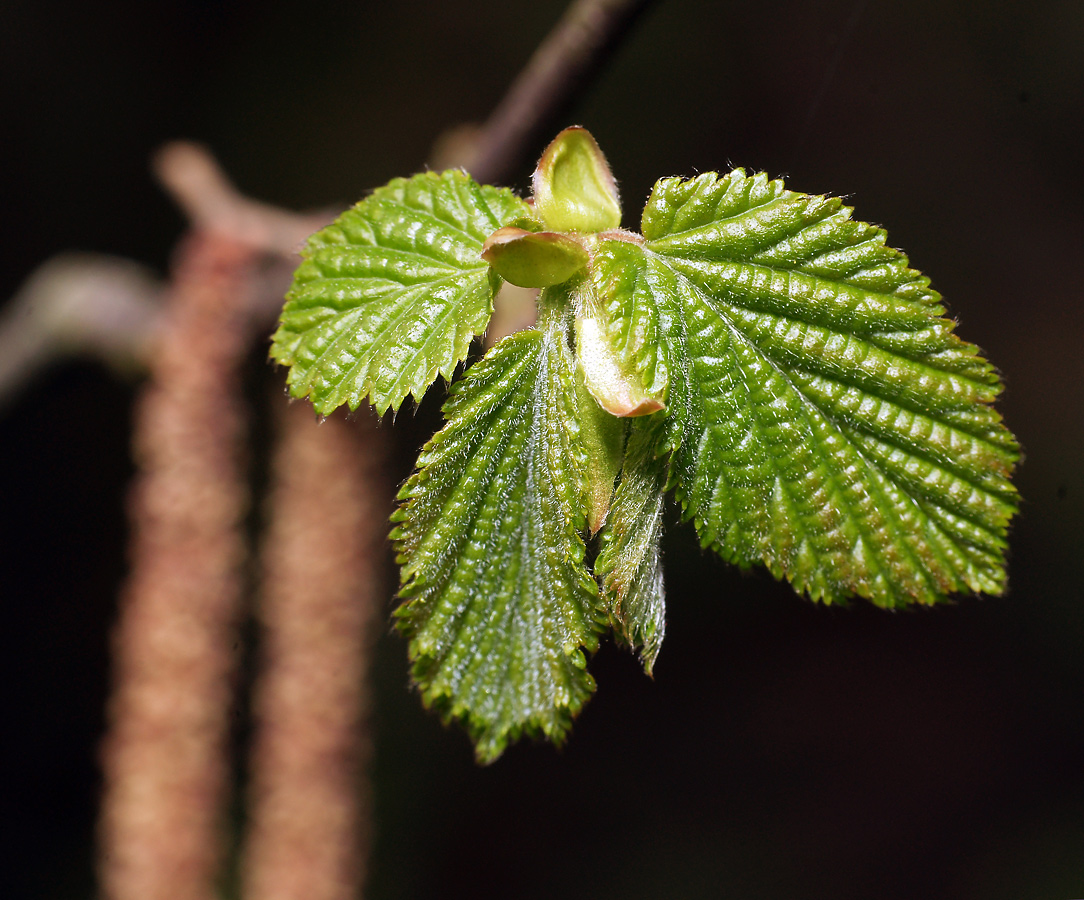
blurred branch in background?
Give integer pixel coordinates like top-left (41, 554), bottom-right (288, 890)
top-left (0, 254), bottom-right (162, 411)
top-left (153, 142), bottom-right (330, 258)
top-left (0, 0), bottom-right (653, 402)
top-left (0, 142), bottom-right (328, 413)
top-left (458, 0), bottom-right (652, 185)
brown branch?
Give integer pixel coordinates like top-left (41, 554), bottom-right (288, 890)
top-left (0, 145), bottom-right (321, 411)
top-left (463, 0), bottom-right (653, 185)
top-left (153, 142), bottom-right (332, 257)
top-left (97, 232), bottom-right (256, 900)
top-left (154, 142), bottom-right (336, 336)
top-left (1, 0), bottom-right (650, 410)
top-left (0, 254), bottom-right (162, 411)
top-left (241, 400), bottom-right (388, 900)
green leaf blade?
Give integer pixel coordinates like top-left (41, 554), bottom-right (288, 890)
top-left (392, 327), bottom-right (603, 762)
top-left (271, 171), bottom-right (529, 415)
top-left (596, 172), bottom-right (1019, 606)
top-left (596, 416), bottom-right (668, 673)
top-left (567, 355), bottom-right (626, 533)
top-left (587, 241), bottom-right (694, 455)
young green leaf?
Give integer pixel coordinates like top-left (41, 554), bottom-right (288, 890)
top-left (596, 416), bottom-right (668, 673)
top-left (480, 226), bottom-right (589, 288)
top-left (272, 171), bottom-right (529, 415)
top-left (392, 322), bottom-right (604, 762)
top-left (575, 308), bottom-right (666, 418)
top-left (568, 355), bottom-right (626, 534)
top-left (591, 170), bottom-right (1019, 606)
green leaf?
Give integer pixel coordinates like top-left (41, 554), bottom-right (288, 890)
top-left (574, 282), bottom-right (666, 418)
top-left (568, 354), bottom-right (626, 534)
top-left (590, 170), bottom-right (1019, 606)
top-left (391, 323), bottom-right (604, 762)
top-left (271, 170), bottom-right (529, 415)
top-left (596, 416), bottom-right (668, 673)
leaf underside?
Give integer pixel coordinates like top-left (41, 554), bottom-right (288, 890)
top-left (271, 170), bottom-right (529, 415)
top-left (595, 415), bottom-right (668, 673)
top-left (591, 169), bottom-right (1019, 607)
top-left (392, 324), bottom-right (604, 763)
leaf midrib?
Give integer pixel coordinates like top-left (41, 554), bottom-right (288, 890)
top-left (650, 247), bottom-right (942, 335)
top-left (655, 252), bottom-right (1003, 414)
top-left (408, 339), bottom-right (541, 652)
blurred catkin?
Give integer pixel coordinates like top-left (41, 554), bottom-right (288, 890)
top-left (242, 399), bottom-right (387, 900)
top-left (99, 233), bottom-right (254, 900)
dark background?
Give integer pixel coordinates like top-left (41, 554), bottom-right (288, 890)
top-left (2, 0), bottom-right (1083, 897)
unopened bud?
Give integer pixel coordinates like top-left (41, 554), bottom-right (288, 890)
top-left (533, 127), bottom-right (622, 234)
top-left (481, 226), bottom-right (589, 288)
